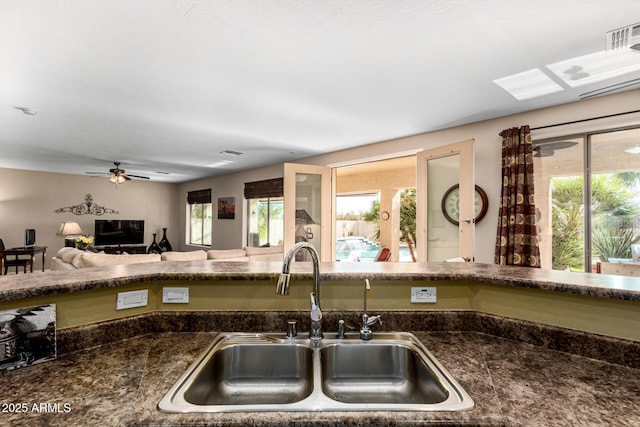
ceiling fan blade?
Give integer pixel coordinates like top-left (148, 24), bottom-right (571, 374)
top-left (85, 172), bottom-right (109, 175)
top-left (127, 174), bottom-right (150, 180)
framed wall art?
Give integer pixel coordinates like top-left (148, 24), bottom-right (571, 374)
top-left (217, 197), bottom-right (235, 219)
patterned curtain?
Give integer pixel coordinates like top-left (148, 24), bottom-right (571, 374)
top-left (495, 125), bottom-right (541, 267)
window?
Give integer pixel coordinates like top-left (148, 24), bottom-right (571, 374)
top-left (534, 126), bottom-right (640, 271)
top-left (187, 189), bottom-right (212, 246)
top-left (247, 197), bottom-right (284, 247)
top-left (244, 178), bottom-right (284, 247)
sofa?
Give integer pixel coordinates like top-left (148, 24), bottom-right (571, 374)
top-left (51, 245), bottom-right (284, 270)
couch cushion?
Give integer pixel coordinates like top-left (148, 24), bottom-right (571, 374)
top-left (72, 252), bottom-right (161, 268)
top-left (243, 245), bottom-right (283, 256)
top-left (206, 249), bottom-right (246, 260)
top-left (161, 250), bottom-right (207, 261)
top-left (56, 247), bottom-right (84, 263)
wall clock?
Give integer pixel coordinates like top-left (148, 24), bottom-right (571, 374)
top-left (381, 211), bottom-right (390, 221)
top-left (441, 184), bottom-right (488, 226)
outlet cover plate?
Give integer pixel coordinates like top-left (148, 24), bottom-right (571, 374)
top-left (411, 287), bottom-right (437, 303)
top-left (163, 287), bottom-right (189, 304)
top-left (116, 289), bottom-right (148, 310)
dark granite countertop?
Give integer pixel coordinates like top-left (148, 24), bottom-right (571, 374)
top-left (0, 329), bottom-right (638, 426)
top-left (1, 260), bottom-right (640, 302)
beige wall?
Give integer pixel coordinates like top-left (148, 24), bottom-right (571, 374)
top-left (0, 168), bottom-right (178, 268)
top-left (177, 163), bottom-right (284, 251)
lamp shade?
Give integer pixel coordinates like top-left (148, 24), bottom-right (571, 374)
top-left (57, 221), bottom-right (83, 236)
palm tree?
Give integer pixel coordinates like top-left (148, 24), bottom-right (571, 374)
top-left (362, 189), bottom-right (417, 262)
top-left (362, 200), bottom-right (381, 242)
top-left (400, 189), bottom-right (417, 262)
top-left (551, 174), bottom-right (640, 270)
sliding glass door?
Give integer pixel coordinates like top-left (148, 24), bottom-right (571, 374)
top-left (533, 126), bottom-right (640, 271)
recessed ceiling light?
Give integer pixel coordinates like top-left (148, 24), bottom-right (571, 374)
top-left (15, 106), bottom-right (37, 115)
top-left (624, 146), bottom-right (640, 154)
top-left (206, 160), bottom-right (234, 168)
top-left (493, 68), bottom-right (564, 101)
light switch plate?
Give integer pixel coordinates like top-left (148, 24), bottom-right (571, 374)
top-left (411, 287), bottom-right (437, 303)
top-left (162, 287), bottom-right (189, 304)
top-left (116, 289), bottom-right (148, 310)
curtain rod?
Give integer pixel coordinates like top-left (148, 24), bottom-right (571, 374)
top-left (530, 108), bottom-right (640, 131)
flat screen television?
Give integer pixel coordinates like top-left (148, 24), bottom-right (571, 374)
top-left (94, 220), bottom-right (145, 246)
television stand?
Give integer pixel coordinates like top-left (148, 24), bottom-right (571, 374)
top-left (95, 245), bottom-right (147, 255)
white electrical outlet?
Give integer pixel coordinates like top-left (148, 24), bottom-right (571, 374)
top-left (162, 287), bottom-right (189, 304)
top-left (411, 287), bottom-right (437, 303)
top-left (116, 289), bottom-right (148, 310)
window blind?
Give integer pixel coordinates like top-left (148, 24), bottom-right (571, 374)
top-left (187, 189), bottom-right (212, 204)
top-left (243, 178), bottom-right (283, 199)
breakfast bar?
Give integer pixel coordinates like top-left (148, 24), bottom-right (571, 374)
top-left (0, 261), bottom-right (638, 426)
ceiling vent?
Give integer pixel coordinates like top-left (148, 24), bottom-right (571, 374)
top-left (606, 22), bottom-right (640, 51)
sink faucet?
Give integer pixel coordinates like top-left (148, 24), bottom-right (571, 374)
top-left (276, 242), bottom-right (323, 340)
top-left (360, 279), bottom-right (381, 340)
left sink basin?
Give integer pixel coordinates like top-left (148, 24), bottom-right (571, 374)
top-left (159, 334), bottom-right (314, 412)
top-left (185, 342), bottom-right (313, 405)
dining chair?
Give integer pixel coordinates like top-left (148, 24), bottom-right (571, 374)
top-left (0, 239), bottom-right (31, 274)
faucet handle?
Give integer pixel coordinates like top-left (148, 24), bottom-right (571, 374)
top-left (366, 314), bottom-right (382, 326)
top-left (363, 313), bottom-right (382, 327)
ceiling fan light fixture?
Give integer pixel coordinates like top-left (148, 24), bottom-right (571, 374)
top-left (109, 174), bottom-right (127, 184)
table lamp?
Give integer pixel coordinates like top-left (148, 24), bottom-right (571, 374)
top-left (57, 222), bottom-right (84, 247)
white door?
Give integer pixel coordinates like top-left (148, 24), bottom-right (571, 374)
top-left (416, 139), bottom-right (475, 261)
top-left (283, 163), bottom-right (332, 262)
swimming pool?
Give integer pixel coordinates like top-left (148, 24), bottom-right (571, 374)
top-left (336, 237), bottom-right (413, 262)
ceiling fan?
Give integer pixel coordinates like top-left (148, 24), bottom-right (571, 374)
top-left (532, 141), bottom-right (578, 157)
top-left (86, 162), bottom-right (150, 185)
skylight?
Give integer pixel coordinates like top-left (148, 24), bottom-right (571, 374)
top-left (547, 49), bottom-right (640, 88)
top-left (493, 68), bottom-right (564, 101)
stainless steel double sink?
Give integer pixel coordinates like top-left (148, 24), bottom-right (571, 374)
top-left (158, 332), bottom-right (474, 413)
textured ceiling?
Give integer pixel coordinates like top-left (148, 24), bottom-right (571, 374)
top-left (1, 1), bottom-right (640, 183)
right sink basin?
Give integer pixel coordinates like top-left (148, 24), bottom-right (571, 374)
top-left (320, 342), bottom-right (450, 404)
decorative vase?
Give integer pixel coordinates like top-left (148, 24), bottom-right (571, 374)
top-left (158, 228), bottom-right (172, 252)
top-left (147, 233), bottom-right (161, 254)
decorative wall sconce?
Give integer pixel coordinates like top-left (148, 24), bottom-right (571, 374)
top-left (54, 194), bottom-right (118, 216)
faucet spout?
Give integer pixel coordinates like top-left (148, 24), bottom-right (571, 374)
top-left (360, 279), bottom-right (381, 340)
top-left (276, 242), bottom-right (323, 340)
